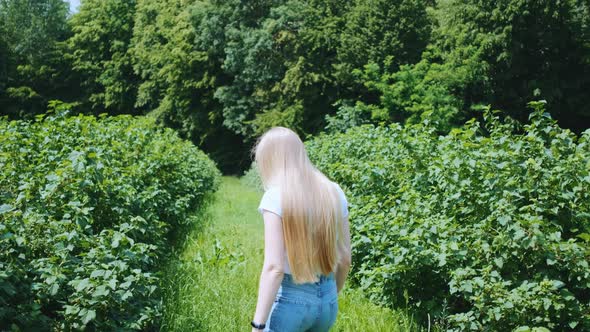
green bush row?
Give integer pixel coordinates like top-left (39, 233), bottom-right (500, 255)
top-left (0, 106), bottom-right (221, 330)
top-left (306, 102), bottom-right (590, 331)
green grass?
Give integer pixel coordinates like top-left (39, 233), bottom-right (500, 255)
top-left (161, 176), bottom-right (424, 331)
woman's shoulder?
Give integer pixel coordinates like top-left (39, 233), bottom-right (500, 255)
top-left (258, 185), bottom-right (282, 216)
top-left (264, 185), bottom-right (281, 195)
top-left (329, 180), bottom-right (346, 197)
top-left (329, 180), bottom-right (349, 218)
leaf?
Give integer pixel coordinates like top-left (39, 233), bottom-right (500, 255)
top-left (438, 253), bottom-right (447, 267)
top-left (577, 233), bottom-right (590, 242)
top-left (551, 280), bottom-right (565, 289)
top-left (514, 228), bottom-right (526, 240)
top-left (92, 285), bottom-right (110, 297)
top-left (108, 279), bottom-right (117, 290)
top-left (90, 270), bottom-right (105, 278)
top-left (49, 283), bottom-right (59, 296)
top-left (112, 233), bottom-right (122, 248)
top-left (462, 281), bottom-right (473, 293)
top-left (514, 328), bottom-right (531, 332)
top-left (81, 309), bottom-right (96, 325)
top-left (494, 257), bottom-right (504, 269)
top-left (121, 290), bottom-right (132, 301)
top-left (0, 204), bottom-right (14, 214)
top-left (497, 215), bottom-right (511, 226)
top-left (65, 305), bottom-right (79, 315)
top-left (74, 278), bottom-right (90, 292)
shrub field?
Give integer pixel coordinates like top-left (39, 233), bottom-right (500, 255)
top-left (306, 103), bottom-right (590, 331)
top-left (3, 0), bottom-right (590, 330)
top-left (0, 108), bottom-right (220, 330)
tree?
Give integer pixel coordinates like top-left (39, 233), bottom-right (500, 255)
top-left (0, 0), bottom-right (72, 118)
top-left (128, 0), bottom-right (245, 174)
top-left (69, 0), bottom-right (139, 115)
top-left (336, 0), bottom-right (432, 82)
top-left (426, 0), bottom-right (590, 131)
top-left (344, 0), bottom-right (590, 133)
top-left (198, 0), bottom-right (350, 138)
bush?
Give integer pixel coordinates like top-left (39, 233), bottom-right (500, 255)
top-left (240, 162), bottom-right (263, 193)
top-left (306, 101), bottom-right (590, 331)
top-left (0, 105), bottom-right (221, 330)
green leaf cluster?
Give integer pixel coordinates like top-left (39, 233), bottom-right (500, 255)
top-left (68, 0), bottom-right (140, 115)
top-left (71, 0), bottom-right (432, 172)
top-left (129, 0), bottom-right (247, 174)
top-left (306, 103), bottom-right (590, 331)
top-left (0, 104), bottom-right (221, 329)
top-left (0, 0), bottom-right (74, 118)
top-left (343, 0), bottom-right (590, 134)
top-left (3, 0), bottom-right (590, 175)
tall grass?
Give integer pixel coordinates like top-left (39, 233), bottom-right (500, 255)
top-left (161, 176), bottom-right (424, 331)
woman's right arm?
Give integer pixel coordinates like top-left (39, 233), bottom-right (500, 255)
top-left (336, 215), bottom-right (352, 294)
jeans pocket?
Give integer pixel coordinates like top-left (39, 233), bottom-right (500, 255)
top-left (269, 298), bottom-right (308, 331)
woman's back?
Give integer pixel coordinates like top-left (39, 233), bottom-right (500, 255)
top-left (257, 180), bottom-right (349, 276)
top-left (258, 180), bottom-right (351, 332)
top-left (250, 126), bottom-right (352, 332)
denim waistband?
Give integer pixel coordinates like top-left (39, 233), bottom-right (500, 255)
top-left (278, 271), bottom-right (336, 302)
top-left (283, 271), bottom-right (335, 284)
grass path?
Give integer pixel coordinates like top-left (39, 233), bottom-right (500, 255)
top-left (161, 176), bottom-right (420, 331)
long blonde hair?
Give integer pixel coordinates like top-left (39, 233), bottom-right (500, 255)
top-left (252, 126), bottom-right (345, 284)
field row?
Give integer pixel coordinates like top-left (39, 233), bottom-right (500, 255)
top-left (305, 105), bottom-right (590, 331)
top-left (0, 109), bottom-right (220, 330)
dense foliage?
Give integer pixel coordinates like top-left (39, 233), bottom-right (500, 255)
top-left (0, 104), bottom-right (221, 330)
top-left (4, 0), bottom-right (588, 173)
top-left (130, 0), bottom-right (433, 170)
top-left (69, 0), bottom-right (140, 115)
top-left (0, 0), bottom-right (74, 118)
top-left (306, 103), bottom-right (590, 331)
top-left (354, 0), bottom-right (590, 133)
top-left (2, 1), bottom-right (589, 329)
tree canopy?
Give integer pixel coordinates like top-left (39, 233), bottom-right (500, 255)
top-left (1, 0), bottom-right (589, 172)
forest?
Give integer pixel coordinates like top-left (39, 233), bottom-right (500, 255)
top-left (2, 0), bottom-right (589, 173)
top-left (1, 0), bottom-right (589, 331)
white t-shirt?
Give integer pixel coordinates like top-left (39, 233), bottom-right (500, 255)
top-left (257, 181), bottom-right (349, 275)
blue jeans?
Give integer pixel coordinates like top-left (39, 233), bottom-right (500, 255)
top-left (264, 271), bottom-right (338, 332)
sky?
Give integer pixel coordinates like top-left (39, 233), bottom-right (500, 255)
top-left (66, 0), bottom-right (80, 13)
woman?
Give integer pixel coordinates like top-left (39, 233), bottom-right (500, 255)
top-left (250, 127), bottom-right (352, 332)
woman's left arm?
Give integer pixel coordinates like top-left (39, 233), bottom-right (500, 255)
top-left (252, 210), bottom-right (285, 331)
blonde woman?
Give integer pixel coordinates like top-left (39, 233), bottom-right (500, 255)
top-left (250, 127), bottom-right (352, 332)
